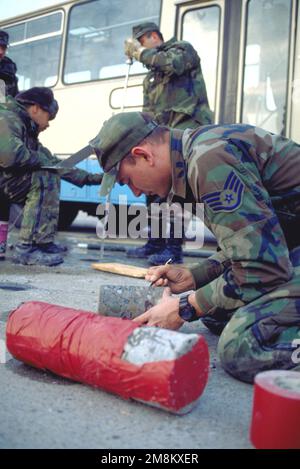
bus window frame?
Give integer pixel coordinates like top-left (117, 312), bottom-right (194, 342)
top-left (61, 0), bottom-right (163, 86)
top-left (177, 0), bottom-right (223, 123)
top-left (285, 0), bottom-right (297, 140)
top-left (237, 0), bottom-right (294, 136)
top-left (3, 9), bottom-right (65, 90)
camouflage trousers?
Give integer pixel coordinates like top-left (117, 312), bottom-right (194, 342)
top-left (202, 248), bottom-right (300, 383)
top-left (0, 170), bottom-right (60, 244)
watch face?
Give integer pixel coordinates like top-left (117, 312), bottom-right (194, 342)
top-left (179, 306), bottom-right (191, 321)
top-left (179, 296), bottom-right (197, 322)
top-left (179, 305), bottom-right (195, 322)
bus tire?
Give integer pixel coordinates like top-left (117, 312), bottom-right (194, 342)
top-left (58, 202), bottom-right (79, 230)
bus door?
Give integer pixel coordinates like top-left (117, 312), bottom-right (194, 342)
top-left (177, 0), bottom-right (295, 138)
top-left (176, 0), bottom-right (224, 124)
top-left (239, 0), bottom-right (295, 137)
top-left (290, 0), bottom-right (300, 143)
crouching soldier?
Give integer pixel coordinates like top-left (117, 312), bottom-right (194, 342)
top-left (89, 111), bottom-right (300, 383)
top-left (0, 87), bottom-right (102, 266)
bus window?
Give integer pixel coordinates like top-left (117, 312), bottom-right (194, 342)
top-left (241, 0), bottom-right (292, 135)
top-left (5, 12), bottom-right (63, 89)
top-left (64, 0), bottom-right (161, 84)
top-left (181, 5), bottom-right (220, 114)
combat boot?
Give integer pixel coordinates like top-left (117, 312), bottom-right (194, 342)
top-left (148, 237), bottom-right (183, 265)
top-left (38, 242), bottom-right (68, 254)
top-left (14, 243), bottom-right (64, 266)
top-left (126, 238), bottom-right (166, 258)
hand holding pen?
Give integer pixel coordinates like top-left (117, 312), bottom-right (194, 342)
top-left (145, 258), bottom-right (196, 294)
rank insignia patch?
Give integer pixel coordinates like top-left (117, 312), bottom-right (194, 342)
top-left (202, 171), bottom-right (245, 212)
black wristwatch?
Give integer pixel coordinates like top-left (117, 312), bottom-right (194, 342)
top-left (178, 294), bottom-right (199, 322)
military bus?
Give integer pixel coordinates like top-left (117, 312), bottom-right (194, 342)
top-left (1, 0), bottom-right (299, 227)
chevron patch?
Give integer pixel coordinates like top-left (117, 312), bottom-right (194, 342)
top-left (202, 171), bottom-right (245, 212)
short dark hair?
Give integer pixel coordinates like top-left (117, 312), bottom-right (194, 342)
top-left (123, 113), bottom-right (169, 163)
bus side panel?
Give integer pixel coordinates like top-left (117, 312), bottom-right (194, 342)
top-left (60, 159), bottom-right (146, 206)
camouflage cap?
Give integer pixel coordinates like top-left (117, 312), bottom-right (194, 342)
top-left (132, 22), bottom-right (160, 40)
top-left (89, 112), bottom-right (158, 197)
top-left (0, 30), bottom-right (9, 47)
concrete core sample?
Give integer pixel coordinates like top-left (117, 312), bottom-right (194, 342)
top-left (98, 284), bottom-right (164, 318)
top-left (122, 327), bottom-right (199, 364)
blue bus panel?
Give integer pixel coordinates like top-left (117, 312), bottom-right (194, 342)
top-left (59, 158), bottom-right (146, 206)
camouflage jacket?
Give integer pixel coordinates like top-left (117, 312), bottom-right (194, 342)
top-left (0, 56), bottom-right (19, 97)
top-left (168, 125), bottom-right (300, 314)
top-left (140, 37), bottom-right (213, 127)
top-left (0, 97), bottom-right (94, 187)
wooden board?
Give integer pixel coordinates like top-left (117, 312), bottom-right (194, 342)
top-left (91, 262), bottom-right (148, 278)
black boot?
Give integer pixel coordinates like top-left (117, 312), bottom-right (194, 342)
top-left (148, 221), bottom-right (183, 265)
top-left (37, 242), bottom-right (68, 254)
top-left (14, 243), bottom-right (64, 266)
top-left (148, 241), bottom-right (183, 265)
top-left (126, 238), bottom-right (166, 259)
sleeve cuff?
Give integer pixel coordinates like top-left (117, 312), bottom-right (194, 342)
top-left (136, 47), bottom-right (146, 61)
top-left (138, 48), bottom-right (157, 66)
top-left (188, 252), bottom-right (231, 289)
top-left (194, 284), bottom-right (215, 315)
top-left (194, 276), bottom-right (246, 316)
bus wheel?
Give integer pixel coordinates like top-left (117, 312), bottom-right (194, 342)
top-left (58, 202), bottom-right (79, 230)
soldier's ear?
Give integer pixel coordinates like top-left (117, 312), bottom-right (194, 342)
top-left (131, 146), bottom-right (154, 164)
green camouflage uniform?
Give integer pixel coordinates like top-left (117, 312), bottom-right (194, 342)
top-left (140, 38), bottom-right (213, 241)
top-left (168, 124), bottom-right (300, 382)
top-left (140, 37), bottom-right (213, 129)
top-left (0, 56), bottom-right (19, 97)
top-left (0, 97), bottom-right (97, 244)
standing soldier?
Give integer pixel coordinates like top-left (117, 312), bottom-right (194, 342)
top-left (0, 87), bottom-right (102, 266)
top-left (0, 30), bottom-right (19, 98)
top-left (124, 22), bottom-right (213, 265)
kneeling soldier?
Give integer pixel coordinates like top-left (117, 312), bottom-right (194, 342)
top-left (89, 112), bottom-right (300, 383)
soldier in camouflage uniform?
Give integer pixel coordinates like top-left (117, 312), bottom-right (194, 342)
top-left (89, 112), bottom-right (300, 383)
top-left (0, 30), bottom-right (19, 98)
top-left (0, 87), bottom-right (102, 266)
top-left (124, 23), bottom-right (213, 265)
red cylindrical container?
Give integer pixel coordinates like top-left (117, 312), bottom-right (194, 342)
top-left (6, 301), bottom-right (210, 414)
top-left (250, 370), bottom-right (300, 449)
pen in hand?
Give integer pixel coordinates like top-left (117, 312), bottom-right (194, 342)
top-left (149, 257), bottom-right (173, 287)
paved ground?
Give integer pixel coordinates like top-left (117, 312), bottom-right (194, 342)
top-left (0, 213), bottom-right (254, 449)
